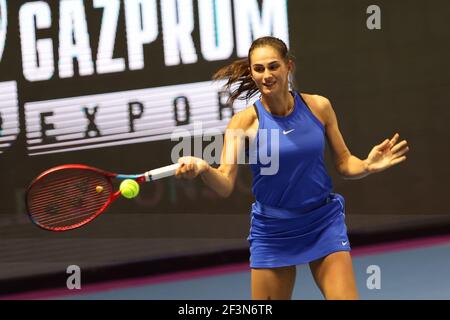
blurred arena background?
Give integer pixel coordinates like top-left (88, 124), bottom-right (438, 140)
top-left (0, 0), bottom-right (449, 297)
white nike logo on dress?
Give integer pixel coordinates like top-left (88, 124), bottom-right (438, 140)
top-left (342, 241), bottom-right (348, 246)
top-left (283, 129), bottom-right (295, 135)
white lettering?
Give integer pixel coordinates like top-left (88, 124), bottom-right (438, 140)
top-left (19, 1), bottom-right (54, 81)
top-left (124, 0), bottom-right (158, 70)
top-left (178, 304), bottom-right (212, 317)
top-left (366, 265), bottom-right (381, 290)
top-left (94, 0), bottom-right (126, 73)
top-left (367, 5), bottom-right (382, 30)
top-left (0, 81), bottom-right (20, 154)
top-left (0, 0), bottom-right (7, 62)
top-left (162, 0), bottom-right (198, 66)
top-left (24, 81), bottom-right (250, 156)
top-left (66, 265), bottom-right (81, 290)
top-left (198, 0), bottom-right (233, 61)
top-left (59, 0), bottom-right (95, 78)
top-left (17, 0), bottom-right (290, 81)
top-left (234, 0), bottom-right (289, 57)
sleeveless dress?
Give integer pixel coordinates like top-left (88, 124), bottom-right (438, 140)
top-left (247, 91), bottom-right (351, 268)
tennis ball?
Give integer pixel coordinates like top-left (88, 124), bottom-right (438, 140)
top-left (96, 186), bottom-right (104, 193)
top-left (120, 179), bottom-right (140, 199)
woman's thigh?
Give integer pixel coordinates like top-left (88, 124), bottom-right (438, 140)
top-left (251, 266), bottom-right (296, 300)
top-left (309, 251), bottom-right (358, 300)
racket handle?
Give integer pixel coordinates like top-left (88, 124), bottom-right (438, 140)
top-left (144, 163), bottom-right (180, 181)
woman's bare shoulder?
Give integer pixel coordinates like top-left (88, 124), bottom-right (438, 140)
top-left (227, 104), bottom-right (258, 131)
top-left (299, 92), bottom-right (332, 126)
top-left (300, 93), bottom-right (331, 108)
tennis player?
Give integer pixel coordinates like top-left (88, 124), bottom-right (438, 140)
top-left (175, 36), bottom-right (409, 300)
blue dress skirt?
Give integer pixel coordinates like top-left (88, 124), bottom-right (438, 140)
top-left (248, 193), bottom-right (351, 268)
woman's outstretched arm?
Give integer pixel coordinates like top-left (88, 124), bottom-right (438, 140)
top-left (316, 95), bottom-right (409, 179)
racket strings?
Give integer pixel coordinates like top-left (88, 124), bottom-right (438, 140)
top-left (29, 183), bottom-right (111, 227)
top-left (32, 197), bottom-right (106, 225)
top-left (30, 175), bottom-right (104, 210)
top-left (27, 169), bottom-right (112, 229)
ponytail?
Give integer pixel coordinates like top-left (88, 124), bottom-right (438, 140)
top-left (212, 58), bottom-right (259, 105)
top-left (213, 36), bottom-right (295, 106)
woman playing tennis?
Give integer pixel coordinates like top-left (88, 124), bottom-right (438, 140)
top-left (175, 36), bottom-right (409, 300)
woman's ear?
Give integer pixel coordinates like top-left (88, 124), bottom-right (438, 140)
top-left (248, 67), bottom-right (253, 80)
top-left (288, 59), bottom-right (294, 72)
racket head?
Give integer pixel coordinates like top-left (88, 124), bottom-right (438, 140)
top-left (26, 165), bottom-right (116, 231)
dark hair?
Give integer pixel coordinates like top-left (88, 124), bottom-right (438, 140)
top-left (213, 36), bottom-right (295, 105)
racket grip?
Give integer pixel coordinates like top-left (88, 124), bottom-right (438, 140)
top-left (144, 163), bottom-right (180, 181)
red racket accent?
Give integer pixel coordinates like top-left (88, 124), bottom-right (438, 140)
top-left (26, 165), bottom-right (118, 231)
top-left (26, 163), bottom-right (178, 231)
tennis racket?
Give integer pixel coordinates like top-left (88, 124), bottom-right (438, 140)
top-left (25, 163), bottom-right (180, 232)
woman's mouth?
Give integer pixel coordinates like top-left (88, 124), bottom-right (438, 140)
top-left (263, 82), bottom-right (276, 89)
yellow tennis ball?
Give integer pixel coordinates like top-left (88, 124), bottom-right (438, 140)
top-left (120, 179), bottom-right (140, 199)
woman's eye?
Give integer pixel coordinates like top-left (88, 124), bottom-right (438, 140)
top-left (269, 64), bottom-right (279, 70)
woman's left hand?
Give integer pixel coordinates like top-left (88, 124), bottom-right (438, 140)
top-left (365, 133), bottom-right (409, 173)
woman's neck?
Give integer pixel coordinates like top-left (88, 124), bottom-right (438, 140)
top-left (261, 90), bottom-right (295, 117)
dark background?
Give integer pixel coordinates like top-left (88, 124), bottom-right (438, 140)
top-left (0, 0), bottom-right (449, 293)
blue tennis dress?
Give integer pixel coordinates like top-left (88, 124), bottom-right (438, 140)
top-left (247, 92), bottom-right (351, 268)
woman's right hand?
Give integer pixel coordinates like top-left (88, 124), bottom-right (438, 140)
top-left (175, 156), bottom-right (210, 180)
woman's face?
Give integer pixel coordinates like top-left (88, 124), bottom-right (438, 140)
top-left (250, 46), bottom-right (292, 96)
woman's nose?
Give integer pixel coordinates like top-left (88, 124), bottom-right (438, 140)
top-left (263, 70), bottom-right (273, 80)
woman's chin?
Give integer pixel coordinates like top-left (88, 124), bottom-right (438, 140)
top-left (262, 86), bottom-right (277, 95)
